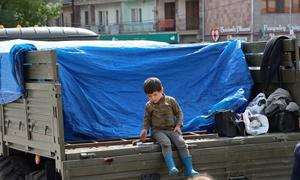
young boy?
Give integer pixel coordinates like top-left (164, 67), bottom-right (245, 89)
top-left (140, 77), bottom-right (199, 177)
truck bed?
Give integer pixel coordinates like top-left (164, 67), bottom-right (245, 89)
top-left (62, 132), bottom-right (300, 180)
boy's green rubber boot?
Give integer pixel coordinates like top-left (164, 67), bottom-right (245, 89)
top-left (164, 154), bottom-right (179, 176)
top-left (182, 156), bottom-right (199, 177)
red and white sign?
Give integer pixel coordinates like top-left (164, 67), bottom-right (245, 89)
top-left (211, 28), bottom-right (220, 42)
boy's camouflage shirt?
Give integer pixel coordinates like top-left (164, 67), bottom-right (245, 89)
top-left (143, 95), bottom-right (183, 131)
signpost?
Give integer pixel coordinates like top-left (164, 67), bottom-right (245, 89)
top-left (211, 28), bottom-right (220, 42)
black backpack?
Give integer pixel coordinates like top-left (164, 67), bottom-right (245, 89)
top-left (268, 110), bottom-right (299, 132)
top-left (215, 110), bottom-right (245, 137)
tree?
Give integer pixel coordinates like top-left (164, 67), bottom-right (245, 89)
top-left (0, 0), bottom-right (17, 27)
top-left (0, 0), bottom-right (62, 27)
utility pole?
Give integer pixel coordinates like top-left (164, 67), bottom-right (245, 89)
top-left (72, 0), bottom-right (75, 27)
top-left (202, 0), bottom-right (205, 42)
top-left (251, 0), bottom-right (254, 42)
top-left (289, 0), bottom-right (292, 32)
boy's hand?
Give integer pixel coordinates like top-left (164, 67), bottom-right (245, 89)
top-left (140, 129), bottom-right (147, 142)
top-left (174, 124), bottom-right (182, 135)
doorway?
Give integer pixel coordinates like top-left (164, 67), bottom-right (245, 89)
top-left (186, 0), bottom-right (199, 30)
top-left (164, 2), bottom-right (176, 31)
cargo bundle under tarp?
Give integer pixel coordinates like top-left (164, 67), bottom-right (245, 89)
top-left (0, 40), bottom-right (253, 141)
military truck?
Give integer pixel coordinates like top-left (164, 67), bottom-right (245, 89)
top-left (0, 33), bottom-right (300, 180)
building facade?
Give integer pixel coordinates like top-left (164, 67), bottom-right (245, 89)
top-left (253, 0), bottom-right (300, 40)
top-left (63, 0), bottom-right (156, 34)
top-left (204, 0), bottom-right (300, 42)
top-left (61, 0), bottom-right (300, 42)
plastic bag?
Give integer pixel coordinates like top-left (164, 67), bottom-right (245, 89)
top-left (246, 93), bottom-right (266, 114)
top-left (243, 109), bottom-right (269, 135)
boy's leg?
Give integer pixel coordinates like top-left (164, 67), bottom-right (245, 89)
top-left (152, 130), bottom-right (179, 176)
top-left (152, 131), bottom-right (172, 156)
top-left (291, 143), bottom-right (300, 180)
top-left (166, 131), bottom-right (189, 158)
top-left (167, 131), bottom-right (199, 177)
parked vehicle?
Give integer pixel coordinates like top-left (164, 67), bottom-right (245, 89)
top-left (0, 33), bottom-right (299, 180)
top-left (0, 27), bottom-right (98, 41)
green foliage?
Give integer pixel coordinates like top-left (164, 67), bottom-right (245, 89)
top-left (0, 0), bottom-right (62, 27)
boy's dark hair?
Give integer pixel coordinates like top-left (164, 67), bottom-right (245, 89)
top-left (192, 173), bottom-right (214, 180)
top-left (144, 77), bottom-right (163, 94)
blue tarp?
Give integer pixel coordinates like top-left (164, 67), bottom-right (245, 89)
top-left (0, 44), bottom-right (36, 104)
top-left (0, 40), bottom-right (253, 141)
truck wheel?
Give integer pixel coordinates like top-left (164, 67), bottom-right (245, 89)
top-left (0, 156), bottom-right (31, 180)
top-left (25, 169), bottom-right (61, 180)
top-left (25, 170), bottom-right (46, 180)
top-left (25, 159), bottom-right (60, 180)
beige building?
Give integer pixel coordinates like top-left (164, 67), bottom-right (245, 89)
top-left (61, 0), bottom-right (300, 42)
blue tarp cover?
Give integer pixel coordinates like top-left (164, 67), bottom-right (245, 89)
top-left (0, 44), bottom-right (36, 104)
top-left (0, 40), bottom-right (253, 141)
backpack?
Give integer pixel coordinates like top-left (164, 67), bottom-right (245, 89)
top-left (268, 110), bottom-right (298, 132)
top-left (215, 110), bottom-right (246, 137)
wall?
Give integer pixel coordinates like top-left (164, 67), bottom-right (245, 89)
top-left (94, 2), bottom-right (121, 34)
top-left (156, 0), bottom-right (176, 21)
top-left (204, 0), bottom-right (251, 41)
top-left (94, 3), bottom-right (121, 26)
top-left (80, 5), bottom-right (89, 26)
top-left (62, 7), bottom-right (73, 27)
top-left (253, 0), bottom-right (300, 40)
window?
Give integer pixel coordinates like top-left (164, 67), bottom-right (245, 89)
top-left (131, 9), bottom-right (136, 22)
top-left (70, 13), bottom-right (73, 26)
top-left (276, 0), bottom-right (285, 12)
top-left (91, 5), bottom-right (95, 24)
top-left (131, 8), bottom-right (142, 22)
top-left (139, 8), bottom-right (142, 22)
top-left (116, 10), bottom-right (119, 24)
top-left (106, 11), bottom-right (108, 25)
top-left (292, 0), bottom-right (300, 12)
top-left (261, 0), bottom-right (291, 13)
top-left (84, 11), bottom-right (89, 25)
top-left (98, 11), bottom-right (103, 25)
top-left (267, 0), bottom-right (276, 13)
top-left (98, 11), bottom-right (108, 25)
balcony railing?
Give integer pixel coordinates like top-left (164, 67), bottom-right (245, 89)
top-left (120, 21), bottom-right (155, 34)
top-left (82, 21), bottom-right (155, 34)
top-left (81, 25), bottom-right (119, 34)
top-left (159, 19), bottom-right (175, 30)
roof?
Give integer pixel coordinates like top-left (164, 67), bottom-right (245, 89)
top-left (0, 26), bottom-right (98, 41)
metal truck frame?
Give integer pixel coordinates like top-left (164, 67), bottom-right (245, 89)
top-left (0, 39), bottom-right (300, 180)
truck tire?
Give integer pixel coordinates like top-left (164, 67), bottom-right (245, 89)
top-left (25, 170), bottom-right (46, 180)
top-left (25, 159), bottom-right (60, 180)
top-left (0, 156), bottom-right (31, 180)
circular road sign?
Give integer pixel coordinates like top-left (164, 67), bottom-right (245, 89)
top-left (211, 28), bottom-right (220, 42)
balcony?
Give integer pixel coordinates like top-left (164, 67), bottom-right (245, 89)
top-left (158, 19), bottom-right (175, 31)
top-left (120, 21), bottom-right (155, 34)
top-left (82, 25), bottom-right (120, 34)
top-left (82, 21), bottom-right (156, 35)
